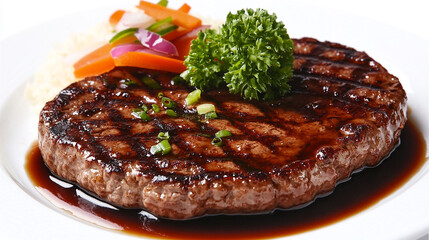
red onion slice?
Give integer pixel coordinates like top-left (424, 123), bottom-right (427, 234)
top-left (135, 28), bottom-right (178, 57)
top-left (111, 43), bottom-right (145, 58)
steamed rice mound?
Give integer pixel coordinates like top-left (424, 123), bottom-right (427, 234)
top-left (25, 22), bottom-right (113, 113)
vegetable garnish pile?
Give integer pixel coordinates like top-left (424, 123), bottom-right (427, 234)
top-left (73, 1), bottom-right (295, 101)
top-left (73, 0), bottom-right (205, 79)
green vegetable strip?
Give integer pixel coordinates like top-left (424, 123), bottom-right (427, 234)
top-left (157, 0), bottom-right (168, 7)
top-left (162, 97), bottom-right (177, 108)
top-left (215, 130), bottom-right (232, 138)
top-left (146, 16), bottom-right (173, 32)
top-left (166, 109), bottom-right (178, 118)
top-left (204, 112), bottom-right (218, 119)
top-left (152, 104), bottom-right (161, 113)
top-left (211, 137), bottom-right (223, 147)
top-left (123, 79), bottom-right (137, 86)
top-left (157, 25), bottom-right (179, 36)
top-left (150, 140), bottom-right (171, 155)
top-left (150, 144), bottom-right (162, 155)
top-left (185, 89), bottom-right (201, 105)
top-left (197, 104), bottom-right (215, 115)
top-left (158, 132), bottom-right (170, 140)
top-left (158, 92), bottom-right (164, 98)
top-left (140, 104), bottom-right (149, 112)
top-left (132, 109), bottom-right (151, 121)
top-left (141, 76), bottom-right (161, 89)
top-left (109, 28), bottom-right (138, 44)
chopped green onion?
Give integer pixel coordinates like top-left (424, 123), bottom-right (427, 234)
top-left (132, 109), bottom-right (151, 121)
top-left (109, 28), bottom-right (138, 44)
top-left (150, 140), bottom-right (171, 155)
top-left (204, 112), bottom-right (218, 119)
top-left (162, 97), bottom-right (177, 108)
top-left (211, 137), bottom-right (223, 147)
top-left (157, 0), bottom-right (168, 7)
top-left (122, 79), bottom-right (137, 86)
top-left (171, 75), bottom-right (186, 86)
top-left (157, 25), bottom-right (178, 36)
top-left (185, 89), bottom-right (201, 106)
top-left (196, 133), bottom-right (212, 138)
top-left (166, 109), bottom-right (178, 118)
top-left (197, 103), bottom-right (215, 115)
top-left (157, 132), bottom-right (170, 140)
top-left (215, 130), bottom-right (232, 138)
top-left (152, 104), bottom-right (161, 113)
top-left (141, 105), bottom-right (149, 112)
top-left (141, 76), bottom-right (161, 89)
top-left (158, 92), bottom-right (164, 98)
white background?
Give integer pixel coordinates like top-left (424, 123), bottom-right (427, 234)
top-left (0, 0), bottom-right (428, 240)
top-left (1, 0), bottom-right (429, 42)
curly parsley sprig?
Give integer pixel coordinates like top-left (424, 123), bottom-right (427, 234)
top-left (181, 8), bottom-right (294, 101)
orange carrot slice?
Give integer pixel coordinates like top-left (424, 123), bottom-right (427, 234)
top-left (114, 51), bottom-right (186, 73)
top-left (109, 10), bottom-right (125, 27)
top-left (137, 1), bottom-right (201, 29)
top-left (177, 3), bottom-right (191, 13)
top-left (172, 34), bottom-right (196, 60)
top-left (73, 44), bottom-right (115, 79)
top-left (162, 3), bottom-right (193, 41)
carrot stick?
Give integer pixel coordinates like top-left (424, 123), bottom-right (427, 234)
top-left (137, 0), bottom-right (201, 29)
top-left (114, 51), bottom-right (186, 73)
top-left (162, 3), bottom-right (193, 41)
top-left (73, 44), bottom-right (115, 79)
top-left (177, 3), bottom-right (191, 13)
top-left (109, 10), bottom-right (125, 27)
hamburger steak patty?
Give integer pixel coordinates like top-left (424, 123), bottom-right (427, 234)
top-left (39, 37), bottom-right (407, 219)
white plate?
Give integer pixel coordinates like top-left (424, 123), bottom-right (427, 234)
top-left (0, 1), bottom-right (428, 239)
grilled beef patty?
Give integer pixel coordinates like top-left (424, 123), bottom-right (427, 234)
top-left (39, 38), bottom-right (407, 219)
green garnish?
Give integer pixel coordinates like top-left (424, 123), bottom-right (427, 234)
top-left (171, 76), bottom-right (186, 86)
top-left (204, 112), bottom-right (218, 119)
top-left (196, 133), bottom-right (212, 138)
top-left (132, 108), bottom-right (151, 121)
top-left (181, 8), bottom-right (294, 101)
top-left (141, 76), bottom-right (161, 89)
top-left (162, 97), bottom-right (177, 109)
top-left (166, 109), bottom-right (178, 118)
top-left (185, 89), bottom-right (201, 105)
top-left (215, 130), bottom-right (232, 138)
top-left (197, 103), bottom-right (215, 115)
top-left (211, 137), bottom-right (223, 147)
top-left (140, 104), bottom-right (149, 112)
top-left (146, 16), bottom-right (174, 33)
top-left (157, 132), bottom-right (170, 140)
top-left (157, 0), bottom-right (168, 7)
top-left (109, 28), bottom-right (138, 44)
top-left (150, 140), bottom-right (171, 155)
top-left (158, 92), bottom-right (165, 98)
top-left (152, 104), bottom-right (161, 113)
top-left (157, 25), bottom-right (179, 36)
top-left (122, 79), bottom-right (137, 86)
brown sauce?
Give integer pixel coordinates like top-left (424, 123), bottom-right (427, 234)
top-left (26, 118), bottom-right (427, 239)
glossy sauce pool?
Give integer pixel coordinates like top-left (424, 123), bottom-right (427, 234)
top-left (26, 119), bottom-right (427, 239)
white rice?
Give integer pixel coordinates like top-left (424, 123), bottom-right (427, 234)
top-left (25, 22), bottom-right (113, 113)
